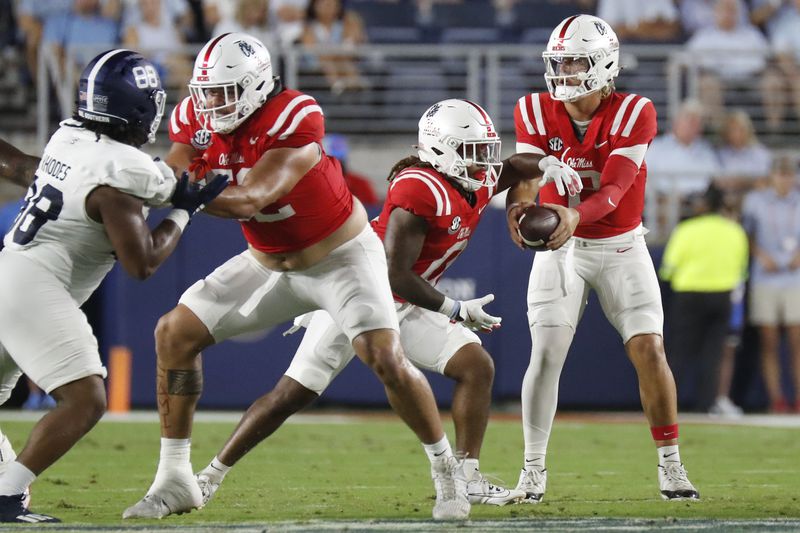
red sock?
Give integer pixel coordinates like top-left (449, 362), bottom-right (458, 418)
top-left (651, 424), bottom-right (679, 441)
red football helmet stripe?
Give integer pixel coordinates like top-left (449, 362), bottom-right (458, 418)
top-left (463, 99), bottom-right (491, 124)
top-left (201, 33), bottom-right (230, 67)
top-left (558, 15), bottom-right (579, 39)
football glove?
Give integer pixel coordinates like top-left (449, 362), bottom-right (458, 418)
top-left (538, 152), bottom-right (583, 197)
top-left (170, 172), bottom-right (229, 215)
top-left (441, 294), bottom-right (502, 332)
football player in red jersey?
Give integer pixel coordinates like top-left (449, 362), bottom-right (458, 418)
top-left (188, 99), bottom-right (567, 512)
top-left (506, 15), bottom-right (699, 503)
top-left (121, 34), bottom-right (465, 521)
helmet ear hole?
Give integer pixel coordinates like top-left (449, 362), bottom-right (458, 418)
top-left (431, 147), bottom-right (444, 156)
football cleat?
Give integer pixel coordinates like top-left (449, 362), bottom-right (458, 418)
top-left (194, 472), bottom-right (220, 507)
top-left (0, 436), bottom-right (30, 509)
top-left (466, 472), bottom-right (526, 506)
top-left (659, 462), bottom-right (700, 500)
top-left (0, 494), bottom-right (59, 523)
top-left (122, 473), bottom-right (203, 519)
top-left (431, 455), bottom-right (470, 520)
top-left (515, 467), bottom-right (547, 503)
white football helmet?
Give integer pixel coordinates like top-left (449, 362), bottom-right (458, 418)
top-left (189, 32), bottom-right (276, 133)
top-left (543, 14), bottom-right (620, 102)
top-left (417, 99), bottom-right (502, 192)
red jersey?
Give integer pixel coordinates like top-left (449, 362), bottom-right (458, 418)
top-left (169, 96), bottom-right (212, 151)
top-left (371, 166), bottom-right (495, 294)
top-left (514, 92), bottom-right (657, 239)
top-left (202, 89), bottom-right (353, 253)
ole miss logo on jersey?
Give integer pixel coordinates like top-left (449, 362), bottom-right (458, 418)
top-left (514, 91), bottom-right (657, 239)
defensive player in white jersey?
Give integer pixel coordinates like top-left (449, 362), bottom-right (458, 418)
top-left (0, 50), bottom-right (228, 523)
top-left (506, 15), bottom-right (699, 502)
top-left (187, 99), bottom-right (582, 510)
top-left (0, 139), bottom-right (40, 516)
top-left (122, 34), bottom-right (473, 521)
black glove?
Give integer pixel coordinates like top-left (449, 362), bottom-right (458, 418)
top-left (170, 172), bottom-right (229, 215)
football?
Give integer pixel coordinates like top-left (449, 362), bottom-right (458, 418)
top-left (517, 205), bottom-right (560, 250)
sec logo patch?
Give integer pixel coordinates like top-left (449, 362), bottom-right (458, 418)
top-left (191, 129), bottom-right (213, 150)
top-left (448, 215), bottom-right (462, 234)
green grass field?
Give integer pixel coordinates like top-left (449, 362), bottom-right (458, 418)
top-left (1, 414), bottom-right (798, 529)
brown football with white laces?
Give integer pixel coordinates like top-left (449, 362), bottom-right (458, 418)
top-left (517, 206), bottom-right (560, 251)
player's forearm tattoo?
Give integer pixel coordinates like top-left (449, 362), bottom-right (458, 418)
top-left (166, 369), bottom-right (203, 395)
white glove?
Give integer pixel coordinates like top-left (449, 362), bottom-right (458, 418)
top-left (439, 294), bottom-right (502, 332)
top-left (538, 153), bottom-right (583, 197)
top-left (146, 157), bottom-right (178, 207)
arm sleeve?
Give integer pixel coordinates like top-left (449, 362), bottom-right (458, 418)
top-left (575, 99), bottom-right (657, 224)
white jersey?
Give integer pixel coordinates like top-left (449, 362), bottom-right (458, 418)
top-left (2, 120), bottom-right (174, 305)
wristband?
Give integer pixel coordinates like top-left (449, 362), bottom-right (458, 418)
top-left (165, 209), bottom-right (191, 232)
top-left (437, 296), bottom-right (461, 321)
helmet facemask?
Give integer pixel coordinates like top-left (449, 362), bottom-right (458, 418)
top-left (190, 80), bottom-right (255, 134)
top-left (543, 50), bottom-right (613, 102)
top-left (426, 136), bottom-right (502, 192)
top-left (543, 15), bottom-right (620, 102)
top-left (147, 89), bottom-right (166, 143)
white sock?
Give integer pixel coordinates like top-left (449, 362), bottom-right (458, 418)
top-left (422, 435), bottom-right (452, 463)
top-left (462, 458), bottom-right (479, 481)
top-left (658, 445), bottom-right (681, 466)
top-left (158, 438), bottom-right (191, 467)
top-left (149, 438), bottom-right (192, 493)
top-left (201, 456), bottom-right (231, 484)
top-left (0, 461), bottom-right (35, 496)
top-left (524, 452), bottom-right (546, 471)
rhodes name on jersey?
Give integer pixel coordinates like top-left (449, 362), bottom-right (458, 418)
top-left (2, 121), bottom-right (173, 305)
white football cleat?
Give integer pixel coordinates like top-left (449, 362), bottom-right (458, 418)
top-left (515, 467), bottom-right (547, 503)
top-left (122, 473), bottom-right (203, 519)
top-left (466, 472), bottom-right (526, 506)
top-left (431, 455), bottom-right (470, 520)
top-left (659, 462), bottom-right (699, 500)
top-left (0, 435), bottom-right (30, 509)
top-left (194, 472), bottom-right (220, 507)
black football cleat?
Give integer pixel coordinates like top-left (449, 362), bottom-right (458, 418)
top-left (0, 494), bottom-right (60, 523)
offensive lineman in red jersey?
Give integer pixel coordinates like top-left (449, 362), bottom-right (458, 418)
top-left (122, 33), bottom-right (466, 521)
top-left (187, 100), bottom-right (576, 512)
top-left (506, 15), bottom-right (699, 502)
